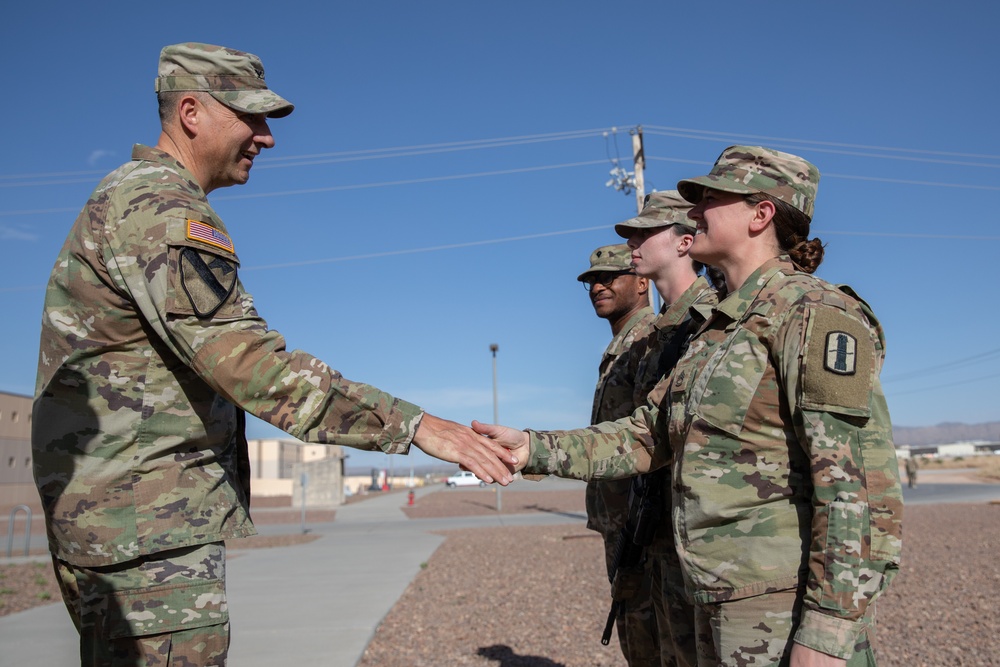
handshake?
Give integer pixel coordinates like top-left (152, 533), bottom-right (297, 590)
top-left (410, 414), bottom-right (530, 485)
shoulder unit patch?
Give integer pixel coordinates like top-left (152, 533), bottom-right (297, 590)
top-left (824, 331), bottom-right (858, 375)
top-left (180, 247), bottom-right (237, 318)
top-left (801, 306), bottom-right (875, 415)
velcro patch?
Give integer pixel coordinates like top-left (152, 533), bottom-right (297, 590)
top-left (187, 219), bottom-right (235, 254)
top-left (180, 248), bottom-right (237, 318)
top-left (802, 307), bottom-right (875, 415)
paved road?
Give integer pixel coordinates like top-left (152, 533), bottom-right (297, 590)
top-left (0, 477), bottom-right (586, 667)
top-left (1, 473), bottom-right (996, 666)
top-left (900, 467), bottom-right (1000, 505)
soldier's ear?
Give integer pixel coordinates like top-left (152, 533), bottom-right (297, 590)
top-left (677, 234), bottom-right (694, 254)
top-left (748, 199), bottom-right (776, 234)
top-left (177, 94), bottom-right (205, 137)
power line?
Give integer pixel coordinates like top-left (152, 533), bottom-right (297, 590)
top-left (642, 125), bottom-right (1000, 162)
top-left (0, 159), bottom-right (610, 217)
top-left (213, 160), bottom-right (609, 202)
top-left (888, 370), bottom-right (1000, 397)
top-left (645, 156), bottom-right (1000, 192)
top-left (0, 129), bottom-right (613, 187)
top-left (241, 226), bottom-right (610, 271)
top-left (883, 346), bottom-right (1000, 383)
top-left (7, 157), bottom-right (1000, 219)
top-left (0, 224), bottom-right (614, 292)
top-left (5, 123), bottom-right (999, 188)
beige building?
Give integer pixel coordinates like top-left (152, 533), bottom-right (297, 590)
top-left (0, 391), bottom-right (35, 512)
top-left (0, 390), bottom-right (346, 510)
top-left (246, 438), bottom-right (345, 506)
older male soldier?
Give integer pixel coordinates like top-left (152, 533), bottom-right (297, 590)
top-left (578, 244), bottom-right (657, 664)
top-left (32, 42), bottom-right (514, 666)
top-left (615, 191), bottom-right (719, 667)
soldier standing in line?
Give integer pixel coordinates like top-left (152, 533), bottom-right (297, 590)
top-left (31, 42), bottom-right (514, 666)
top-left (612, 191), bottom-right (718, 666)
top-left (477, 146), bottom-right (902, 667)
top-left (577, 243), bottom-right (656, 664)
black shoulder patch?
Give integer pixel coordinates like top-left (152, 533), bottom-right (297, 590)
top-left (179, 247), bottom-right (237, 318)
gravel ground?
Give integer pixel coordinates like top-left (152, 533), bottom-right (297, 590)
top-left (3, 488), bottom-right (998, 666)
top-left (363, 493), bottom-right (1000, 667)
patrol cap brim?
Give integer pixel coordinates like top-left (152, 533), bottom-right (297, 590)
top-left (614, 217), bottom-right (689, 238)
top-left (209, 89), bottom-right (294, 118)
top-left (677, 175), bottom-right (757, 205)
top-left (577, 265), bottom-right (632, 282)
top-left (614, 189), bottom-right (695, 238)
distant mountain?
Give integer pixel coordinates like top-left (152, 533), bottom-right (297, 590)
top-left (894, 421), bottom-right (1000, 447)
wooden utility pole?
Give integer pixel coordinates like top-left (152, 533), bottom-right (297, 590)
top-left (631, 125), bottom-right (645, 214)
top-left (631, 126), bottom-right (658, 310)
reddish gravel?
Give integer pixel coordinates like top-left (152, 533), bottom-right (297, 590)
top-left (362, 494), bottom-right (1000, 667)
top-left (401, 487), bottom-right (587, 519)
top-left (4, 489), bottom-right (999, 666)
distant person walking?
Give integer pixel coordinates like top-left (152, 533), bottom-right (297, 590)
top-left (906, 457), bottom-right (919, 488)
top-left (32, 42), bottom-right (514, 666)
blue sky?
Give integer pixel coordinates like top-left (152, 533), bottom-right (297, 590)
top-left (2, 1), bottom-right (998, 470)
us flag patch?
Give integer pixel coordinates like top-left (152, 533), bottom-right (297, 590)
top-left (186, 219), bottom-right (235, 254)
top-left (824, 331), bottom-right (857, 375)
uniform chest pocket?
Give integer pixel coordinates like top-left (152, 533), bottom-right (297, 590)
top-left (687, 329), bottom-right (769, 438)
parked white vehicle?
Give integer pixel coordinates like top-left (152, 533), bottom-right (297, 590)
top-left (445, 470), bottom-right (486, 487)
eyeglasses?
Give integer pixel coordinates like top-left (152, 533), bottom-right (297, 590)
top-left (582, 270), bottom-right (635, 291)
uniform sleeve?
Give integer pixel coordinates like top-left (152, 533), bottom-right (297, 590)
top-left (525, 381), bottom-right (671, 480)
top-left (774, 297), bottom-right (902, 658)
top-left (103, 207), bottom-right (422, 453)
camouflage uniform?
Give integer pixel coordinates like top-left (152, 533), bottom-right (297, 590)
top-left (32, 44), bottom-right (422, 665)
top-left (604, 191), bottom-right (716, 667)
top-left (521, 147), bottom-right (902, 665)
top-left (586, 302), bottom-right (655, 662)
top-left (626, 275), bottom-right (715, 667)
top-left (585, 305), bottom-right (655, 544)
top-left (574, 243), bottom-right (655, 662)
top-left (523, 261), bottom-right (901, 664)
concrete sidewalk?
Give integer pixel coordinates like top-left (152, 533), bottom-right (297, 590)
top-left (0, 478), bottom-right (585, 667)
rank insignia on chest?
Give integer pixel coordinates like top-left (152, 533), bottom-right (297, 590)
top-left (186, 219), bottom-right (235, 254)
top-left (824, 331), bottom-right (857, 375)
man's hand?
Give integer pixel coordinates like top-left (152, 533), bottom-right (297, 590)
top-left (412, 414), bottom-right (517, 485)
top-left (471, 420), bottom-right (529, 473)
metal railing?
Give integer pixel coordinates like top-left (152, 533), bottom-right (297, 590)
top-left (6, 505), bottom-right (32, 558)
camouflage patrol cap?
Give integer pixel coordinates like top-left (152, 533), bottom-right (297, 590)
top-left (677, 145), bottom-right (820, 220)
top-left (154, 42), bottom-right (294, 118)
top-left (614, 190), bottom-right (695, 238)
top-left (577, 244), bottom-right (633, 281)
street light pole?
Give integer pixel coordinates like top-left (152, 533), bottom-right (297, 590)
top-left (490, 343), bottom-right (502, 512)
